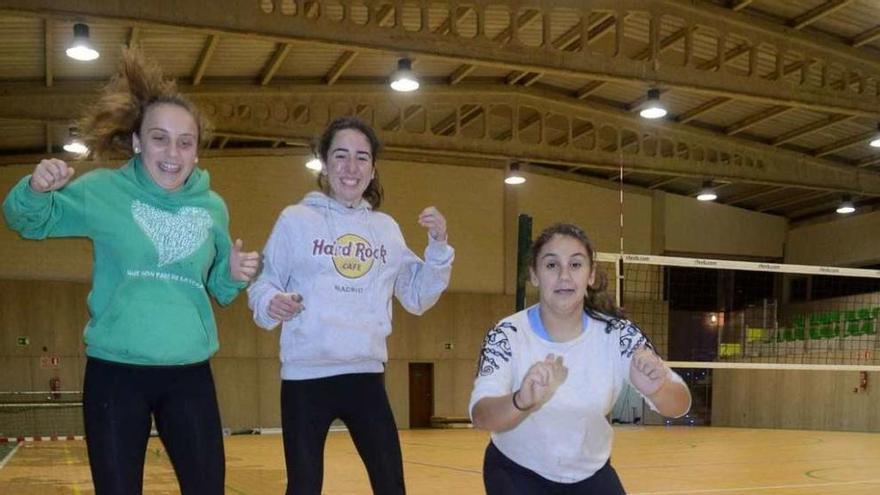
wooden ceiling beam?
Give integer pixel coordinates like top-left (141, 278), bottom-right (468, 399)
top-left (648, 176), bottom-right (680, 189)
top-left (549, 122), bottom-right (594, 146)
top-left (11, 0), bottom-right (880, 117)
top-left (448, 9), bottom-right (540, 86)
top-left (727, 187), bottom-right (785, 205)
top-left (505, 12), bottom-right (617, 87)
top-left (851, 26), bottom-right (880, 48)
top-left (771, 114), bottom-right (853, 146)
top-left (430, 105), bottom-right (483, 136)
top-left (856, 155), bottom-right (880, 168)
top-left (758, 190), bottom-right (832, 212)
top-left (324, 50), bottom-right (358, 85)
top-left (725, 106), bottom-right (793, 136)
top-left (812, 131), bottom-right (875, 158)
top-left (790, 0), bottom-right (856, 31)
top-left (43, 18), bottom-right (52, 87)
top-left (694, 42), bottom-right (750, 71)
top-left (192, 34), bottom-right (219, 86)
top-left (5, 83), bottom-right (880, 195)
top-left (675, 97), bottom-right (731, 124)
top-left (730, 1), bottom-right (754, 12)
top-left (260, 42), bottom-right (292, 86)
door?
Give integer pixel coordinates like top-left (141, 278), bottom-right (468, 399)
top-left (408, 363), bottom-right (434, 428)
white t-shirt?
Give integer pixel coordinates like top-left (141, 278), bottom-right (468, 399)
top-left (469, 305), bottom-right (685, 483)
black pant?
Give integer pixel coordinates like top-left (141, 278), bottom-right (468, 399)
top-left (281, 372), bottom-right (405, 495)
top-left (484, 442), bottom-right (626, 495)
top-left (83, 358), bottom-right (225, 495)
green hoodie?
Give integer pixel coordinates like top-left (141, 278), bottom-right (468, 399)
top-left (2, 157), bottom-right (245, 365)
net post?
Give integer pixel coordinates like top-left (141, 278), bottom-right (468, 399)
top-left (515, 214), bottom-right (532, 312)
top-left (616, 257), bottom-right (624, 309)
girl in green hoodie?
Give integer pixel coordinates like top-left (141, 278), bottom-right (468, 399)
top-left (2, 49), bottom-right (260, 494)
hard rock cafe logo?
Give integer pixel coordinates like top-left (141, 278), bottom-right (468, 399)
top-left (312, 234), bottom-right (388, 279)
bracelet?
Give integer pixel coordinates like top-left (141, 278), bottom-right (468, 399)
top-left (512, 389), bottom-right (530, 412)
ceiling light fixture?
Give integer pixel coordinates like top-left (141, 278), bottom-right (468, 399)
top-left (305, 157), bottom-right (323, 172)
top-left (870, 123), bottom-right (880, 148)
top-left (390, 58), bottom-right (419, 92)
top-left (504, 162), bottom-right (526, 185)
top-left (639, 88), bottom-right (667, 119)
top-left (696, 180), bottom-right (717, 202)
top-left (62, 127), bottom-right (89, 154)
top-left (836, 196), bottom-right (855, 214)
top-left (66, 23), bottom-right (100, 61)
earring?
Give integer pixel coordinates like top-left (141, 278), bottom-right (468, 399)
top-left (194, 156), bottom-right (199, 164)
top-left (133, 146), bottom-right (140, 154)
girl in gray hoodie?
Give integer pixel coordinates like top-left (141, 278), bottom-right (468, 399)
top-left (248, 116), bottom-right (454, 494)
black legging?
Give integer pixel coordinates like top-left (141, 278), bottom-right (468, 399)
top-left (484, 442), bottom-right (626, 495)
top-left (281, 372), bottom-right (405, 495)
top-left (83, 358), bottom-right (225, 495)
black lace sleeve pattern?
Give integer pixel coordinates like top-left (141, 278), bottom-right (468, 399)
top-left (607, 318), bottom-right (656, 358)
top-left (476, 322), bottom-right (516, 377)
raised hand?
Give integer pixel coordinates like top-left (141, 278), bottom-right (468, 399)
top-left (229, 239), bottom-right (261, 283)
top-left (29, 158), bottom-right (75, 193)
top-left (516, 354), bottom-right (569, 411)
top-left (267, 292), bottom-right (305, 322)
top-left (629, 346), bottom-right (670, 396)
top-left (418, 206), bottom-right (447, 242)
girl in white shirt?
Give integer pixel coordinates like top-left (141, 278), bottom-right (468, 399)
top-left (470, 223), bottom-right (691, 494)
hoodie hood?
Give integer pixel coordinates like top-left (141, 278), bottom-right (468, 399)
top-left (301, 190), bottom-right (372, 213)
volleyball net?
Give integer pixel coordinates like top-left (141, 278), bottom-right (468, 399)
top-left (0, 391), bottom-right (84, 440)
top-left (594, 252), bottom-right (879, 427)
top-left (593, 253), bottom-right (880, 371)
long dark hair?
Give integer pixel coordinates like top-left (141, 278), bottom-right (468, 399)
top-left (529, 223), bottom-right (625, 319)
top-left (77, 47), bottom-right (211, 159)
top-left (314, 116), bottom-right (384, 209)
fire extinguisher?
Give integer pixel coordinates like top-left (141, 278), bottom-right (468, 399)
top-left (49, 376), bottom-right (61, 400)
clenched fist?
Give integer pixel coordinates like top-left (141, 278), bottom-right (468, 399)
top-left (515, 353), bottom-right (569, 411)
top-left (418, 206), bottom-right (447, 242)
top-left (268, 292), bottom-right (305, 322)
top-left (629, 346), bottom-right (670, 396)
top-left (29, 159), bottom-right (75, 193)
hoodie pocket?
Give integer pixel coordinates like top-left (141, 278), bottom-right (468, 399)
top-left (86, 294), bottom-right (211, 364)
top-left (295, 310), bottom-right (387, 362)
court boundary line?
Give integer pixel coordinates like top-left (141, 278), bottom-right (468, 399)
top-left (0, 443), bottom-right (20, 470)
top-left (403, 459), bottom-right (482, 475)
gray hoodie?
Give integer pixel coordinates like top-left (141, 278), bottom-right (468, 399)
top-left (248, 191), bottom-right (454, 379)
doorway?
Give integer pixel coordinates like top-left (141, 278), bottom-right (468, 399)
top-left (408, 363), bottom-right (434, 428)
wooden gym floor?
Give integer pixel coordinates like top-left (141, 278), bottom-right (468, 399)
top-left (1, 426), bottom-right (879, 494)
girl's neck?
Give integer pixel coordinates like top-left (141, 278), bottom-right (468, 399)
top-left (330, 192), bottom-right (360, 208)
top-left (539, 303), bottom-right (584, 342)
